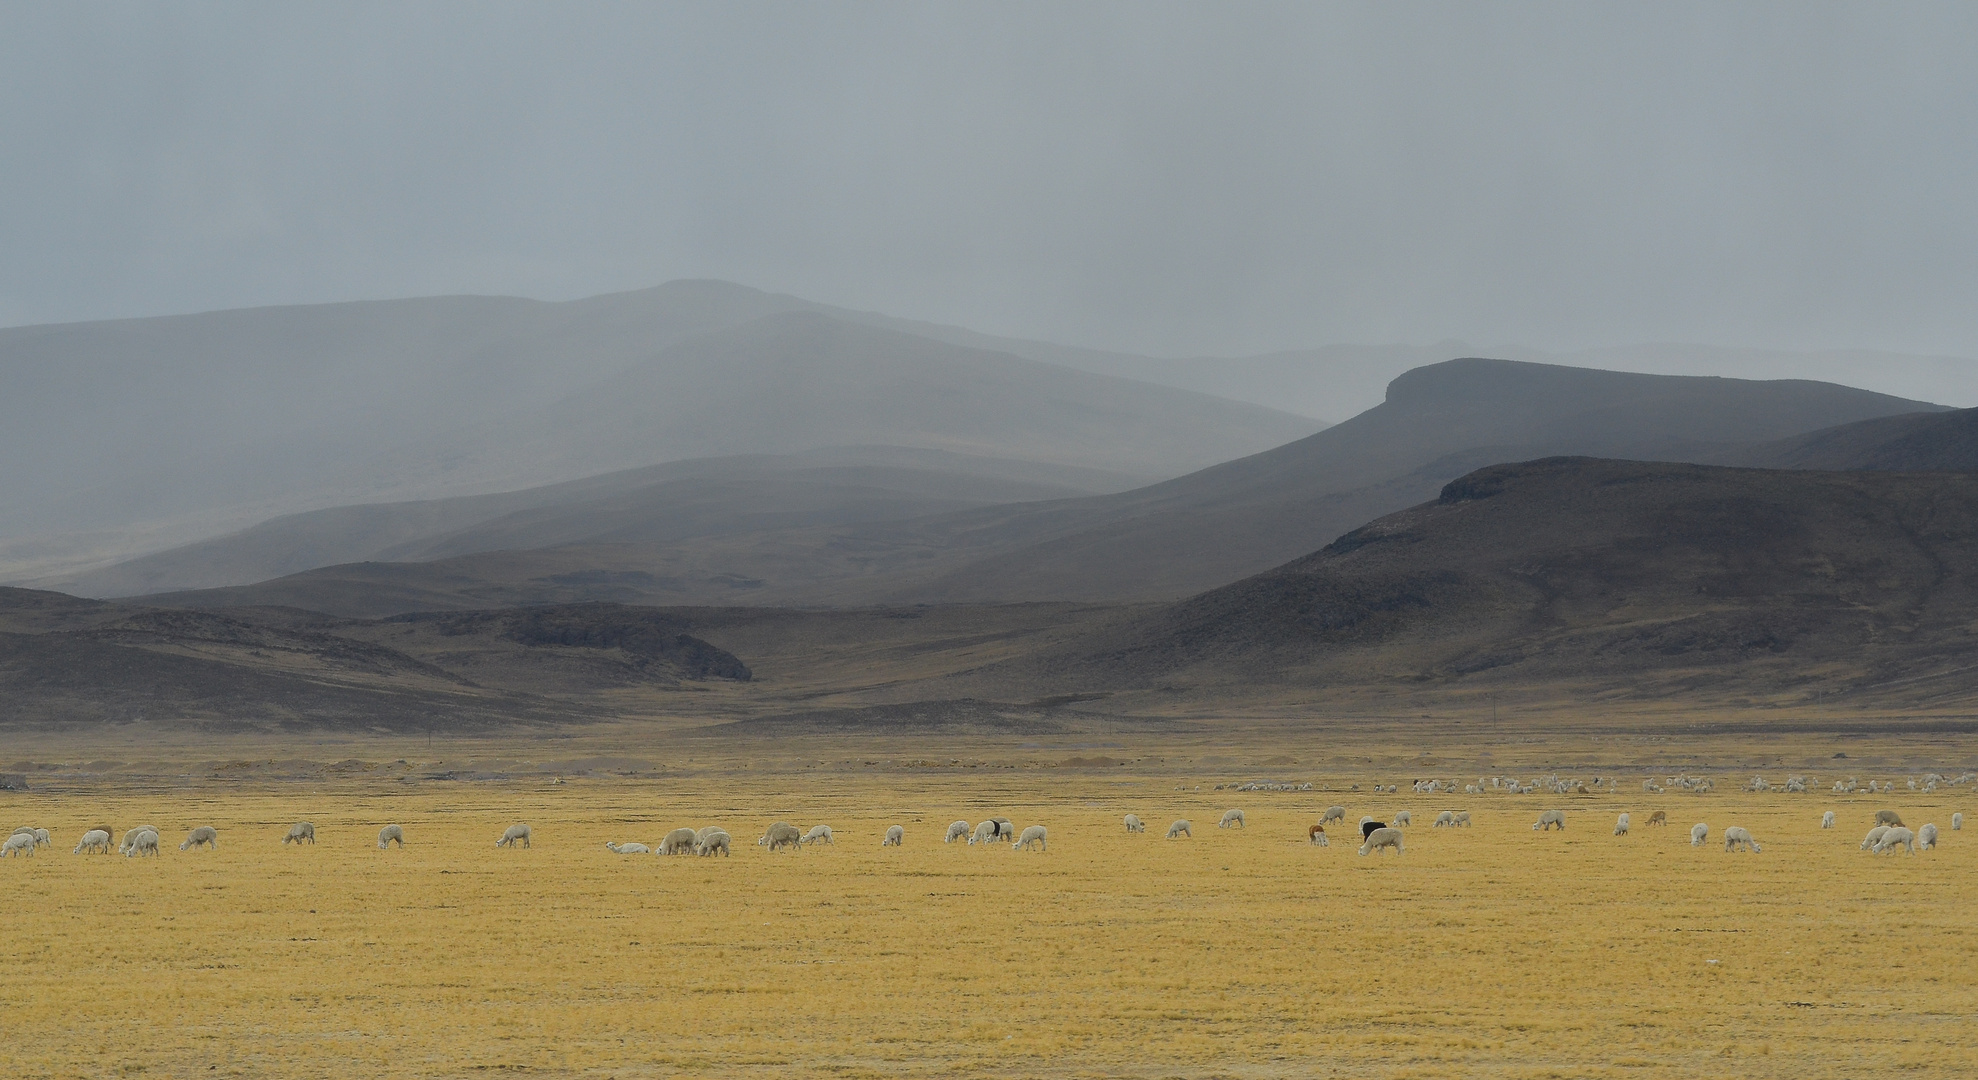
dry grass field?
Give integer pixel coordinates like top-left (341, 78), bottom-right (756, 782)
top-left (2, 732), bottom-right (1975, 1080)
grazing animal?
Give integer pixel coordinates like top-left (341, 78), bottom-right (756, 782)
top-left (1452, 811), bottom-right (1471, 826)
top-left (1821, 811), bottom-right (1836, 829)
top-left (1392, 811), bottom-right (1411, 827)
top-left (1358, 827), bottom-right (1404, 857)
top-left (1013, 825), bottom-right (1048, 851)
top-left (1433, 811), bottom-right (1456, 828)
top-left (605, 842), bottom-right (650, 854)
top-left (882, 825), bottom-right (904, 847)
top-left (1, 832), bottom-right (35, 857)
top-left (1123, 814), bottom-right (1144, 833)
top-left (696, 829), bottom-right (731, 857)
top-left (1613, 813), bottom-right (1630, 836)
top-left (755, 824), bottom-right (799, 853)
top-left (1862, 825), bottom-right (1891, 850)
top-left (970, 820), bottom-right (998, 846)
top-left (1308, 825), bottom-right (1328, 846)
top-left (1953, 812), bottom-right (1962, 831)
top-left (283, 822), bottom-right (316, 845)
top-left (1723, 827), bottom-right (1761, 853)
top-left (800, 825), bottom-right (834, 846)
top-left (1646, 811), bottom-right (1667, 827)
top-left (1322, 806), bottom-right (1346, 825)
top-left (73, 829), bottom-right (112, 855)
top-left (378, 824), bottom-right (405, 848)
top-left (10, 827), bottom-right (50, 849)
top-left (1690, 823), bottom-right (1709, 846)
top-left (496, 823), bottom-right (532, 848)
top-left (1360, 820), bottom-right (1387, 840)
top-left (1918, 823), bottom-right (1939, 850)
top-left (126, 829), bottom-right (160, 857)
top-left (179, 826), bottom-right (218, 851)
top-left (1533, 810), bottom-right (1566, 831)
top-left (1873, 827), bottom-right (1915, 854)
top-left (1218, 809), bottom-right (1245, 829)
top-left (945, 820), bottom-right (972, 843)
top-left (1876, 810), bottom-right (1905, 828)
top-left (119, 827), bottom-right (159, 855)
top-left (992, 819), bottom-right (1015, 841)
top-left (1167, 819), bottom-right (1192, 839)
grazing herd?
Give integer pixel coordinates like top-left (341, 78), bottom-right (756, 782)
top-left (0, 779), bottom-right (1963, 868)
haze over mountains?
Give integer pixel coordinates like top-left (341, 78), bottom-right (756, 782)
top-left (0, 280), bottom-right (1319, 582)
top-left (116, 357), bottom-right (1946, 616)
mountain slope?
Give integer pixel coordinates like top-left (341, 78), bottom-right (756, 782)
top-left (0, 281), bottom-right (1317, 581)
top-left (54, 447), bottom-right (1138, 598)
top-left (1736, 407), bottom-right (1978, 472)
top-left (132, 358), bottom-right (1950, 616)
top-left (1029, 457), bottom-right (1978, 710)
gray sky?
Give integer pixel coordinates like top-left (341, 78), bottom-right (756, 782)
top-left (3, 3), bottom-right (1976, 359)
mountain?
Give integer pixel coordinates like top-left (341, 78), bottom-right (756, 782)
top-left (1027, 457), bottom-right (1978, 712)
top-left (0, 282), bottom-right (1318, 582)
top-left (128, 358), bottom-right (1950, 617)
top-left (51, 447), bottom-right (1140, 598)
top-left (1736, 407), bottom-right (1978, 472)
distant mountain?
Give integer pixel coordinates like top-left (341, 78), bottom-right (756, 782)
top-left (1735, 407), bottom-right (1978, 472)
top-left (883, 358), bottom-right (1950, 603)
top-left (0, 283), bottom-right (1316, 582)
top-left (132, 358), bottom-right (1950, 617)
top-left (56, 447), bottom-right (1133, 598)
top-left (1030, 457), bottom-right (1978, 710)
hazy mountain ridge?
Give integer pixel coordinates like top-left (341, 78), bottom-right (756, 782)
top-left (0, 280), bottom-right (1319, 582)
top-left (121, 358), bottom-right (1949, 615)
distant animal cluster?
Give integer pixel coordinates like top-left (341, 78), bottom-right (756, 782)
top-left (4, 768), bottom-right (1963, 872)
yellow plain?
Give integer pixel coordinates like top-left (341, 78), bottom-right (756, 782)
top-left (3, 771), bottom-right (1974, 1079)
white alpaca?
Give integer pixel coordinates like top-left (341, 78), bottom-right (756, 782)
top-left (126, 829), bottom-right (160, 857)
top-left (1358, 827), bottom-right (1404, 856)
top-left (1322, 806), bottom-right (1346, 825)
top-left (1918, 823), bottom-right (1939, 850)
top-left (697, 829), bottom-right (731, 856)
top-left (1873, 827), bottom-right (1915, 854)
top-left (1862, 826), bottom-right (1891, 850)
top-left (1013, 825), bottom-right (1047, 851)
top-left (73, 829), bottom-right (112, 854)
top-left (1452, 811), bottom-right (1471, 826)
top-left (179, 826), bottom-right (218, 851)
top-left (1392, 811), bottom-right (1411, 827)
top-left (1219, 809), bottom-right (1245, 829)
top-left (882, 825), bottom-right (904, 847)
top-left (945, 820), bottom-right (972, 843)
top-left (969, 820), bottom-right (997, 845)
top-left (1533, 810), bottom-right (1565, 831)
top-left (1613, 813), bottom-right (1630, 836)
top-left (1123, 814), bottom-right (1144, 833)
top-left (1433, 811), bottom-right (1455, 828)
top-left (1722, 827), bottom-right (1761, 853)
top-left (378, 825), bottom-right (405, 849)
top-left (1953, 813), bottom-right (1963, 831)
top-left (119, 827), bottom-right (159, 855)
top-left (1690, 823), bottom-right (1708, 846)
top-left (755, 824), bottom-right (799, 853)
top-left (1821, 811), bottom-right (1835, 829)
top-left (1166, 819), bottom-right (1192, 839)
top-left (605, 842), bottom-right (650, 854)
top-left (10, 827), bottom-right (49, 848)
top-left (0, 832), bottom-right (35, 857)
top-left (800, 825), bottom-right (834, 846)
top-left (283, 822), bottom-right (316, 845)
top-left (496, 823), bottom-right (531, 848)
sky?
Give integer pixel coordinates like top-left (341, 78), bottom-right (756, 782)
top-left (2, 3), bottom-right (1976, 359)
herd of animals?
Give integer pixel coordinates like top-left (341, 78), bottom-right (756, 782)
top-left (0, 791), bottom-right (1963, 859)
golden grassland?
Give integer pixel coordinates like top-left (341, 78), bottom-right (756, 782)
top-left (2, 730), bottom-right (1976, 1079)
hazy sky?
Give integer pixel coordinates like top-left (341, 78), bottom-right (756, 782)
top-left (3, 3), bottom-right (1975, 358)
